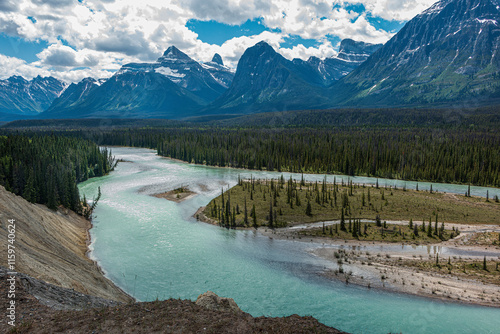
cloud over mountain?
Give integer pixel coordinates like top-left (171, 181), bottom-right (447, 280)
top-left (0, 0), bottom-right (432, 83)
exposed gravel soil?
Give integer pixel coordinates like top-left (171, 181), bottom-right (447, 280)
top-left (0, 270), bottom-right (346, 334)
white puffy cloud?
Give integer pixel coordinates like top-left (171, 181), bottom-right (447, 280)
top-left (0, 0), bottom-right (18, 13)
top-left (0, 0), bottom-right (436, 82)
top-left (279, 41), bottom-right (338, 61)
top-left (184, 0), bottom-right (273, 25)
top-left (0, 54), bottom-right (48, 79)
top-left (355, 0), bottom-right (438, 21)
top-left (36, 44), bottom-right (103, 68)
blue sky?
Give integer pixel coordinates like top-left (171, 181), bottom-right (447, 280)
top-left (0, 0), bottom-right (436, 82)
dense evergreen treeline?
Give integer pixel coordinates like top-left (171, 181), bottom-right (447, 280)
top-left (209, 106), bottom-right (500, 129)
top-left (3, 106), bottom-right (500, 130)
top-left (3, 126), bottom-right (498, 187)
top-left (155, 128), bottom-right (499, 187)
top-left (0, 135), bottom-right (115, 213)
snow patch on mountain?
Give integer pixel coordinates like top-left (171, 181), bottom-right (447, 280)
top-left (155, 67), bottom-right (186, 79)
top-left (476, 18), bottom-right (498, 25)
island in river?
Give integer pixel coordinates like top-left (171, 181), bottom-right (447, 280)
top-left (153, 186), bottom-right (196, 202)
top-left (197, 177), bottom-right (500, 307)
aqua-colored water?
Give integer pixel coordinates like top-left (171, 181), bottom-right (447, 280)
top-left (79, 147), bottom-right (500, 334)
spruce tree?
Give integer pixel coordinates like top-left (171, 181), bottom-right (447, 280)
top-left (244, 198), bottom-right (248, 226)
top-left (306, 200), bottom-right (312, 216)
top-left (252, 204), bottom-right (257, 228)
top-left (269, 199), bottom-right (274, 228)
top-left (434, 215), bottom-right (438, 236)
top-left (340, 208), bottom-right (346, 231)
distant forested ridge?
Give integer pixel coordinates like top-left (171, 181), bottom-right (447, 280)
top-left (0, 135), bottom-right (115, 212)
top-left (24, 126), bottom-right (497, 188)
top-left (155, 129), bottom-right (499, 187)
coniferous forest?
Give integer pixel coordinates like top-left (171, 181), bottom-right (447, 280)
top-left (155, 128), bottom-right (499, 186)
top-left (0, 135), bottom-right (116, 213)
top-left (39, 126), bottom-right (499, 187)
top-left (1, 113), bottom-right (499, 204)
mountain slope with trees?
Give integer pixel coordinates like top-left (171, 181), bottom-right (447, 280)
top-left (0, 135), bottom-right (115, 213)
top-left (332, 0), bottom-right (500, 107)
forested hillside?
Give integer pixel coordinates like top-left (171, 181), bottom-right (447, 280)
top-left (155, 128), bottom-right (498, 187)
top-left (18, 127), bottom-right (497, 187)
top-left (0, 135), bottom-right (115, 213)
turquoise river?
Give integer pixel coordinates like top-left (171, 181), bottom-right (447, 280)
top-left (79, 147), bottom-right (500, 334)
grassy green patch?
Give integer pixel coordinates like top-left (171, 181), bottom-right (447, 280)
top-left (299, 221), bottom-right (454, 244)
top-left (203, 176), bottom-right (500, 230)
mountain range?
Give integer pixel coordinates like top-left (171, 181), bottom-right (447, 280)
top-left (1, 0), bottom-right (498, 121)
top-left (39, 37), bottom-right (379, 119)
top-left (0, 76), bottom-right (67, 120)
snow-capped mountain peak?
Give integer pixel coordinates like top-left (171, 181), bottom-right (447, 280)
top-left (0, 76), bottom-right (67, 116)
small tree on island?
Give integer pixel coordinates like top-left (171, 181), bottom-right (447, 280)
top-left (244, 198), bottom-right (248, 226)
top-left (340, 208), bottom-right (346, 231)
top-left (305, 200), bottom-right (312, 216)
top-left (268, 199), bottom-right (274, 228)
top-left (251, 204), bottom-right (257, 229)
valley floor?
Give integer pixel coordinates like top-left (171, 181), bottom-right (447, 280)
top-left (257, 223), bottom-right (500, 308)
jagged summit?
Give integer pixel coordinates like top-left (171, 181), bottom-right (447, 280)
top-left (236, 41), bottom-right (278, 70)
top-left (202, 53), bottom-right (234, 88)
top-left (252, 41), bottom-right (275, 53)
top-left (7, 75), bottom-right (28, 83)
top-left (157, 46), bottom-right (193, 63)
top-left (211, 53), bottom-right (223, 66)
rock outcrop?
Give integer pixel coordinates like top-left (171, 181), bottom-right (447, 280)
top-left (195, 291), bottom-right (243, 314)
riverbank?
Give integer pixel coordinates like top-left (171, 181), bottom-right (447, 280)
top-left (0, 185), bottom-right (133, 304)
top-left (153, 186), bottom-right (196, 203)
top-left (195, 197), bottom-right (500, 308)
top-left (258, 223), bottom-right (500, 308)
top-left (0, 272), bottom-right (345, 333)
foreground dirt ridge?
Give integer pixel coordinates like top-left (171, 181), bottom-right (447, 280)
top-left (0, 272), bottom-right (345, 333)
top-left (0, 185), bottom-right (133, 303)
